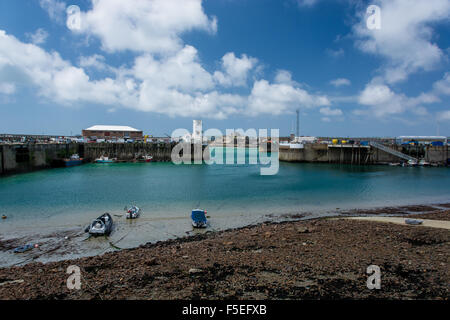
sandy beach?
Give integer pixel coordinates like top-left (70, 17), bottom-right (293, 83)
top-left (0, 205), bottom-right (448, 300)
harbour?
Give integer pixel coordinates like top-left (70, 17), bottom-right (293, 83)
top-left (1, 153), bottom-right (449, 268)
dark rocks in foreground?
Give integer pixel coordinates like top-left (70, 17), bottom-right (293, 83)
top-left (0, 211), bottom-right (448, 300)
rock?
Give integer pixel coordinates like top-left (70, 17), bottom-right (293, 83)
top-left (189, 268), bottom-right (204, 274)
top-left (144, 258), bottom-right (158, 266)
top-left (297, 227), bottom-right (310, 233)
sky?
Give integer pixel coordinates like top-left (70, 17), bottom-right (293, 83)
top-left (0, 0), bottom-right (449, 137)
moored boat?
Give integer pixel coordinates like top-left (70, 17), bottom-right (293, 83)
top-left (64, 154), bottom-right (83, 167)
top-left (191, 209), bottom-right (208, 228)
top-left (95, 156), bottom-right (116, 163)
top-left (125, 205), bottom-right (141, 219)
top-left (137, 155), bottom-right (153, 162)
top-left (85, 213), bottom-right (113, 236)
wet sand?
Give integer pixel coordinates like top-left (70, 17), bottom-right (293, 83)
top-left (0, 205), bottom-right (448, 300)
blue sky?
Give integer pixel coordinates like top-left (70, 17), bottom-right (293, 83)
top-left (0, 0), bottom-right (449, 137)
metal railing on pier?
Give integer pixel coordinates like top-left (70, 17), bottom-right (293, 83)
top-left (369, 141), bottom-right (417, 162)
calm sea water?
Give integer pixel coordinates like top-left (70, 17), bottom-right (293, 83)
top-left (0, 148), bottom-right (449, 266)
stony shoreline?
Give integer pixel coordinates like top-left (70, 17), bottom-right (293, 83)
top-left (0, 206), bottom-right (448, 300)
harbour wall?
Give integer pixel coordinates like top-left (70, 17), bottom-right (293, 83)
top-left (1, 143), bottom-right (448, 176)
top-left (0, 143), bottom-right (208, 176)
top-left (279, 144), bottom-right (449, 164)
top-left (0, 143), bottom-right (79, 175)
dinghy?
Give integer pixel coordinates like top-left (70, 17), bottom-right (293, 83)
top-left (125, 205), bottom-right (141, 219)
top-left (85, 213), bottom-right (113, 236)
top-left (13, 244), bottom-right (34, 253)
top-left (191, 209), bottom-right (208, 228)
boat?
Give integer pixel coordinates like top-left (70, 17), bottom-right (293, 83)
top-left (125, 205), bottom-right (141, 219)
top-left (13, 244), bottom-right (34, 253)
top-left (64, 154), bottom-right (83, 167)
top-left (85, 213), bottom-right (113, 236)
top-left (388, 162), bottom-right (401, 166)
top-left (95, 156), bottom-right (116, 163)
top-left (191, 209), bottom-right (208, 228)
top-left (137, 155), bottom-right (153, 163)
top-left (418, 159), bottom-right (430, 167)
top-left (402, 159), bottom-right (418, 167)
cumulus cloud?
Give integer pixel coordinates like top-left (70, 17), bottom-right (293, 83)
top-left (0, 30), bottom-right (135, 107)
top-left (74, 0), bottom-right (217, 54)
top-left (213, 52), bottom-right (257, 87)
top-left (330, 78), bottom-right (351, 87)
top-left (2, 0), bottom-right (336, 120)
top-left (354, 0), bottom-right (450, 84)
top-left (357, 81), bottom-right (436, 117)
top-left (26, 28), bottom-right (49, 45)
top-left (134, 45), bottom-right (214, 92)
top-left (248, 79), bottom-right (330, 116)
top-left (320, 106), bottom-right (343, 116)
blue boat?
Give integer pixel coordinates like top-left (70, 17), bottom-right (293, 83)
top-left (191, 209), bottom-right (208, 228)
top-left (14, 244), bottom-right (34, 253)
top-left (64, 154), bottom-right (83, 167)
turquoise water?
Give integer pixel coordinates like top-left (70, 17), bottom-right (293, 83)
top-left (0, 148), bottom-right (449, 266)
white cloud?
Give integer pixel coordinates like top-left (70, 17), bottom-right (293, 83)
top-left (433, 72), bottom-right (450, 95)
top-left (26, 28), bottom-right (49, 45)
top-left (134, 45), bottom-right (215, 92)
top-left (39, 0), bottom-right (66, 23)
top-left (354, 0), bottom-right (450, 84)
top-left (213, 52), bottom-right (257, 87)
top-left (0, 30), bottom-right (135, 107)
top-left (320, 106), bottom-right (343, 116)
top-left (330, 78), bottom-right (351, 87)
top-left (274, 70), bottom-right (299, 86)
top-left (78, 54), bottom-right (108, 71)
top-left (75, 0), bottom-right (217, 54)
top-left (0, 82), bottom-right (15, 95)
top-left (248, 79), bottom-right (330, 116)
top-left (357, 81), bottom-right (436, 117)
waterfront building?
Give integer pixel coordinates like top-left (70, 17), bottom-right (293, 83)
top-left (82, 125), bottom-right (143, 141)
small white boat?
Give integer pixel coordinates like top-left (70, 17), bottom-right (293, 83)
top-left (138, 155), bottom-right (153, 163)
top-left (125, 205), bottom-right (141, 219)
top-left (418, 159), bottom-right (430, 167)
top-left (95, 156), bottom-right (116, 163)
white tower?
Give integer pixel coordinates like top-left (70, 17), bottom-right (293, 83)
top-left (193, 120), bottom-right (202, 143)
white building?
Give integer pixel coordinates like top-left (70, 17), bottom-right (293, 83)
top-left (192, 120), bottom-right (202, 143)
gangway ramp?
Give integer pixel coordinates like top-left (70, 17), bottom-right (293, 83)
top-left (369, 141), bottom-right (417, 162)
